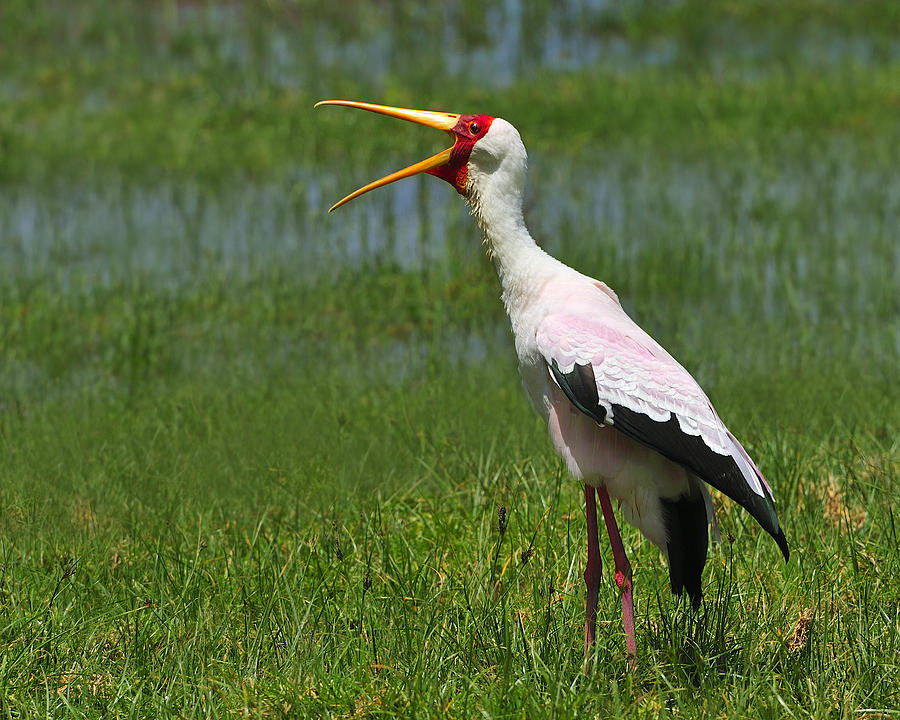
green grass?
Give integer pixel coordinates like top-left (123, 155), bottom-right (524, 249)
top-left (2, 270), bottom-right (897, 717)
top-left (1, 340), bottom-right (898, 716)
top-left (2, 0), bottom-right (899, 717)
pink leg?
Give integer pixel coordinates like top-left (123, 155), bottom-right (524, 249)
top-left (597, 486), bottom-right (636, 658)
top-left (583, 484), bottom-right (602, 655)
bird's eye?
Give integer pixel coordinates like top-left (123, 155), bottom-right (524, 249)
top-left (469, 121), bottom-right (480, 134)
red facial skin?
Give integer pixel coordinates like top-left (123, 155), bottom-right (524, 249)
top-left (426, 114), bottom-right (494, 194)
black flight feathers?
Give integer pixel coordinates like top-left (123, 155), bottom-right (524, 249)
top-left (549, 360), bottom-right (789, 563)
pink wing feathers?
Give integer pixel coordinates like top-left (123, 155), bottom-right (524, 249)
top-left (538, 313), bottom-right (734, 456)
top-left (536, 303), bottom-right (788, 560)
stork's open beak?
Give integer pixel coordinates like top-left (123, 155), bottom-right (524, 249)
top-left (315, 100), bottom-right (460, 212)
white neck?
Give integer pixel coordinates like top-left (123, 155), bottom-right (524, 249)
top-left (466, 162), bottom-right (556, 318)
top-left (460, 118), bottom-right (571, 319)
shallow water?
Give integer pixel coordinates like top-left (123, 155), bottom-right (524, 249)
top-left (165, 1), bottom-right (900, 94)
top-left (3, 1), bottom-right (899, 410)
top-left (2, 146), bottom-right (898, 409)
top-left (5, 0), bottom-right (898, 312)
top-left (2, 146), bottom-right (896, 325)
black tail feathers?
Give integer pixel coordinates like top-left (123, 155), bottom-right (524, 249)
top-left (661, 491), bottom-right (709, 609)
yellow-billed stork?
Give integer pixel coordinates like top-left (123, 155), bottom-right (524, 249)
top-left (316, 100), bottom-right (789, 658)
